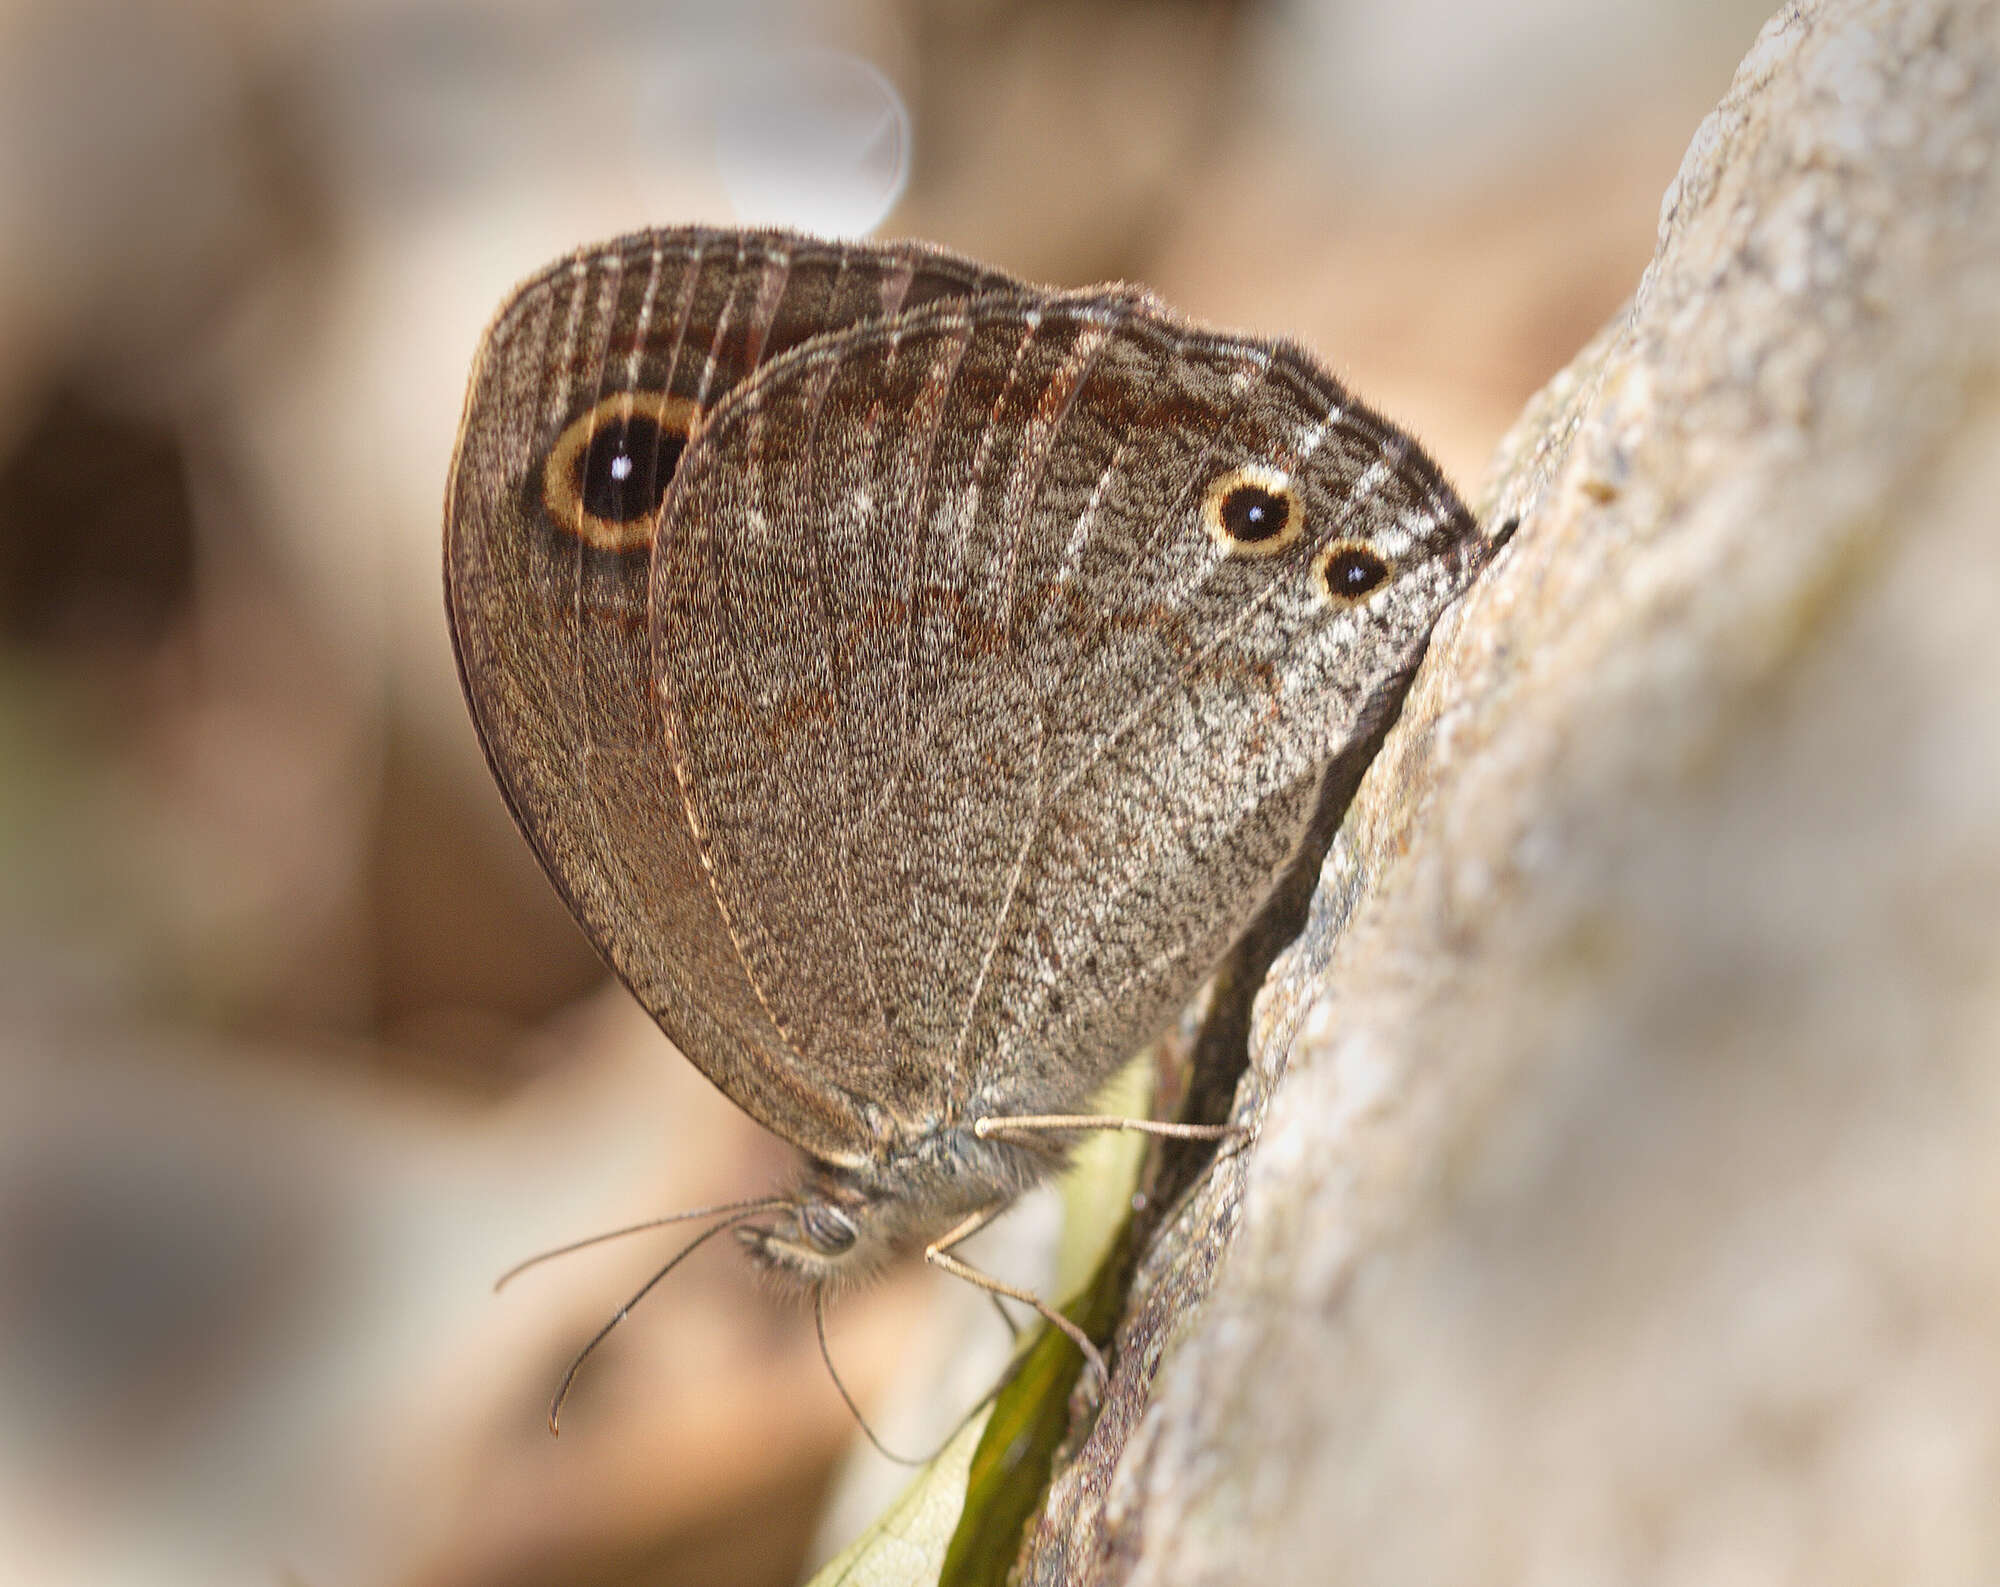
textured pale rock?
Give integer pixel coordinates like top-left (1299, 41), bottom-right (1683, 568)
top-left (1020, 0), bottom-right (2000, 1580)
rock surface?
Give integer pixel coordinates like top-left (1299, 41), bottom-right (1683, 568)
top-left (1020, 0), bottom-right (2000, 1580)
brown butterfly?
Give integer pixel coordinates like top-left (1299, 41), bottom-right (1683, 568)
top-left (445, 226), bottom-right (1493, 1404)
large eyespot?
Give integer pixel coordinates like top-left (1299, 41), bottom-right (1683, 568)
top-left (1202, 464), bottom-right (1303, 557)
top-left (1317, 542), bottom-right (1393, 604)
top-left (541, 391), bottom-right (698, 553)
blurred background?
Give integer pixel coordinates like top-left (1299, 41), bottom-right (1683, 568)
top-left (0, 1), bottom-right (1777, 1582)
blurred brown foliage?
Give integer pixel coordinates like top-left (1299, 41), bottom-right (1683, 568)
top-left (0, 1), bottom-right (1772, 1583)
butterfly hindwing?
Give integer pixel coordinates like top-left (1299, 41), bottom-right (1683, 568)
top-left (647, 288), bottom-right (1481, 1134)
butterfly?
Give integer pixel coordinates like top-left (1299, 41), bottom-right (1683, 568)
top-left (445, 226), bottom-right (1491, 1399)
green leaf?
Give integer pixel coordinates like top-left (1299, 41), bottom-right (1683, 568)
top-left (938, 1225), bottom-right (1134, 1587)
top-left (807, 1404), bottom-right (996, 1587)
top-left (815, 1053), bottom-right (1157, 1587)
top-left (1052, 1054), bottom-right (1154, 1297)
top-left (939, 1053), bottom-right (1155, 1587)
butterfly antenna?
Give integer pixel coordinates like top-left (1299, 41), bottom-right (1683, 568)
top-left (817, 1290), bottom-right (954, 1468)
top-left (546, 1209), bottom-right (768, 1435)
top-left (495, 1195), bottom-right (787, 1292)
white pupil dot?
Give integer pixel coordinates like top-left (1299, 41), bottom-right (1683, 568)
top-left (610, 453), bottom-right (634, 482)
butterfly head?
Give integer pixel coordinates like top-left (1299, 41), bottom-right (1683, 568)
top-left (737, 1177), bottom-right (880, 1289)
top-left (735, 1129), bottom-right (1058, 1291)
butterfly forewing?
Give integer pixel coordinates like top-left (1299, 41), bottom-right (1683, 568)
top-left (444, 228), bottom-right (1021, 1159)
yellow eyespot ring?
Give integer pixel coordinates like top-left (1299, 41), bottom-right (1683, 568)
top-left (1315, 540), bottom-right (1394, 605)
top-left (541, 390), bottom-right (700, 553)
top-left (1201, 464), bottom-right (1303, 557)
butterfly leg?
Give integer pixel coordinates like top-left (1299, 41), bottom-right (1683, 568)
top-left (972, 1113), bottom-right (1249, 1143)
top-left (924, 1205), bottom-right (1109, 1384)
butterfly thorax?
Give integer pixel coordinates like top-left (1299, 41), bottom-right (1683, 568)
top-left (737, 1126), bottom-right (1065, 1289)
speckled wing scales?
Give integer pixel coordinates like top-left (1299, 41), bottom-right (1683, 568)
top-left (444, 228), bottom-right (1018, 1160)
top-left (651, 292), bottom-right (1129, 1128)
top-left (649, 290), bottom-right (1481, 1138)
top-left (967, 330), bottom-right (1480, 1119)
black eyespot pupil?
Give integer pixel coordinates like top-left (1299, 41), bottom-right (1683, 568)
top-left (1326, 548), bottom-right (1389, 598)
top-left (577, 414), bottom-right (683, 523)
top-left (1221, 485), bottom-right (1289, 543)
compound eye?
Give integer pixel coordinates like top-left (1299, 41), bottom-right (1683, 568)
top-left (1202, 464), bottom-right (1303, 557)
top-left (800, 1202), bottom-right (858, 1255)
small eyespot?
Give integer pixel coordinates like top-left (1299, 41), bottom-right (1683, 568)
top-left (541, 391), bottom-right (698, 553)
top-left (1202, 464), bottom-right (1303, 557)
top-left (1317, 543), bottom-right (1392, 603)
